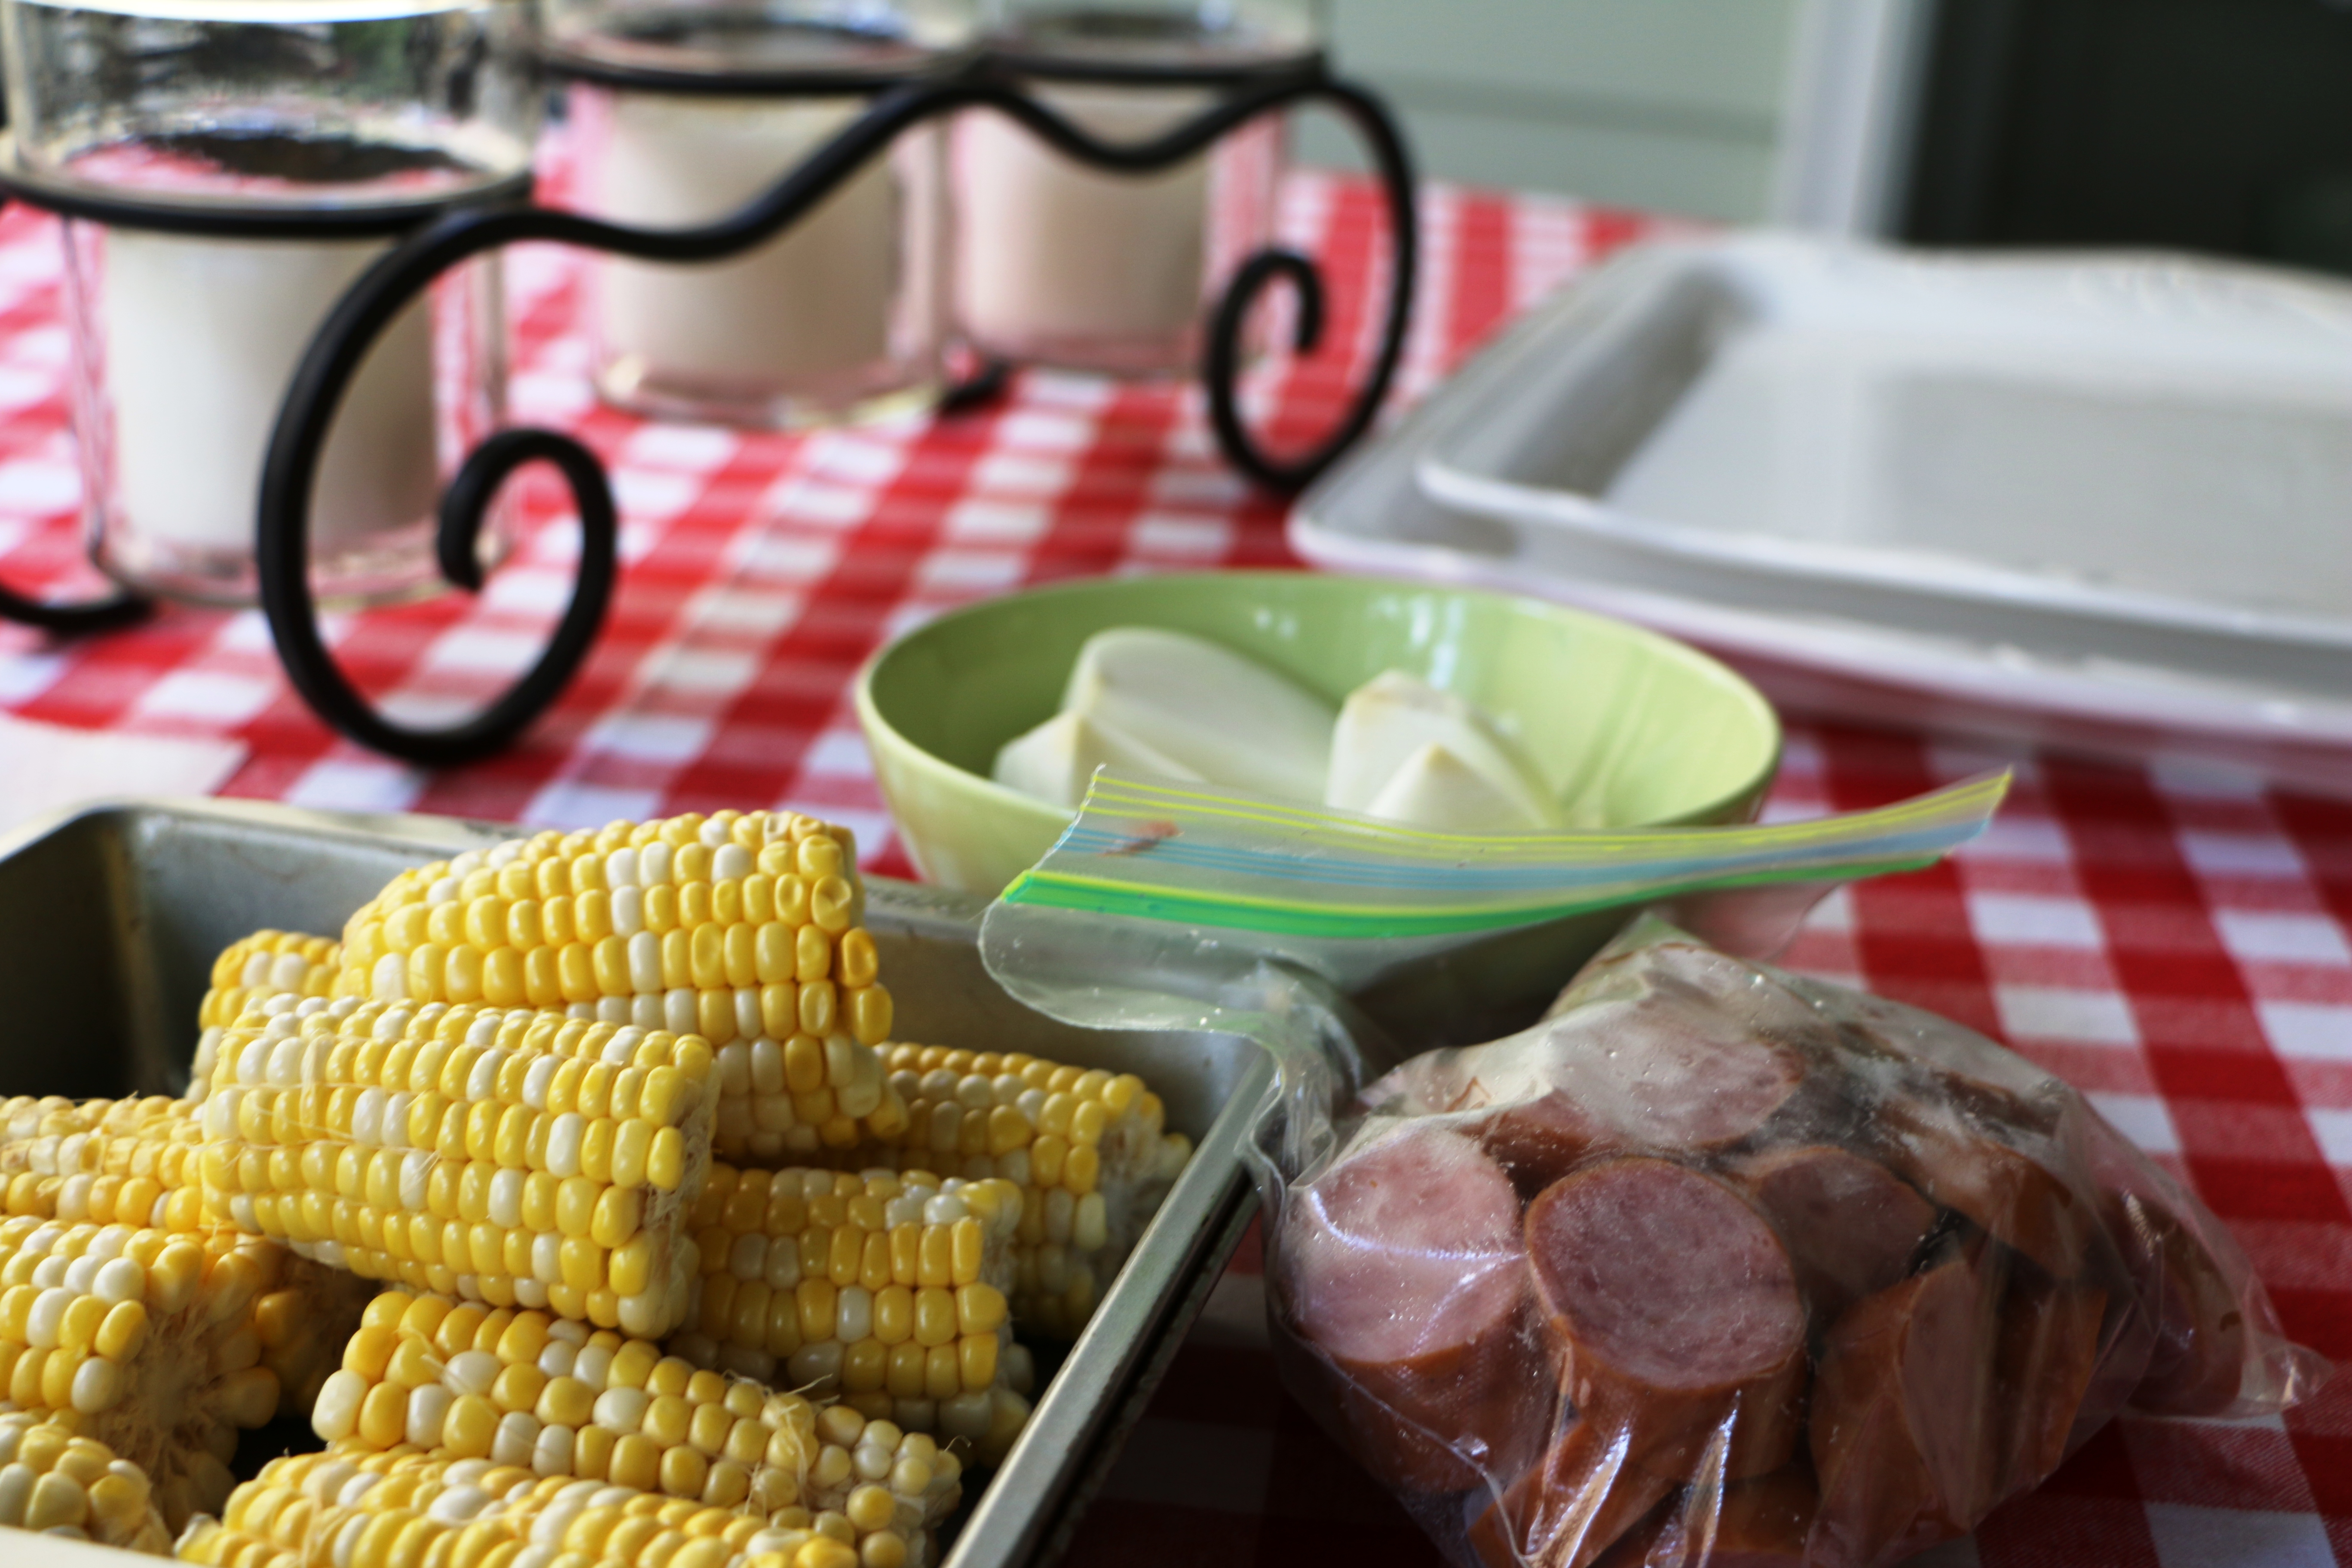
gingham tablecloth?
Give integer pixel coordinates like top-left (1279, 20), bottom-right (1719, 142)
top-left (0, 170), bottom-right (2345, 1568)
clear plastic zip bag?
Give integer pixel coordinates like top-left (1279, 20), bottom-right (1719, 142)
top-left (979, 780), bottom-right (2328, 1568)
top-left (985, 767), bottom-right (2009, 1057)
top-left (1280, 922), bottom-right (2325, 1568)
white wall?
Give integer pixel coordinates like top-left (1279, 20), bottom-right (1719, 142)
top-left (1296, 0), bottom-right (1807, 221)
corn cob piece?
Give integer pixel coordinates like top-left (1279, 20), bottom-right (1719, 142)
top-left (668, 1165), bottom-right (1034, 1456)
top-left (0, 1098), bottom-right (116, 1146)
top-left (187, 1441), bottom-right (950, 1568)
top-left (831, 1046), bottom-right (1193, 1338)
top-left (0, 1095), bottom-right (373, 1421)
top-left (0, 1216), bottom-right (291, 1526)
top-left (193, 931), bottom-right (343, 1098)
top-left (199, 993), bottom-right (718, 1339)
top-left (311, 1290), bottom-right (961, 1555)
top-left (328, 812), bottom-right (898, 1168)
top-left (0, 1412), bottom-right (171, 1553)
top-left (1, 1095), bottom-right (206, 1233)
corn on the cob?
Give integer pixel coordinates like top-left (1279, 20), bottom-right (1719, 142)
top-left (0, 1412), bottom-right (172, 1553)
top-left (328, 812), bottom-right (897, 1168)
top-left (199, 992), bottom-right (718, 1340)
top-left (2, 1095), bottom-right (206, 1233)
top-left (187, 1440), bottom-right (950, 1568)
top-left (830, 1046), bottom-right (1193, 1338)
top-left (0, 1216), bottom-right (291, 1526)
top-left (0, 1098), bottom-right (116, 1146)
top-left (668, 1166), bottom-right (1034, 1456)
top-left (193, 931), bottom-right (343, 1098)
top-left (0, 1095), bottom-right (375, 1422)
top-left (311, 1290), bottom-right (961, 1555)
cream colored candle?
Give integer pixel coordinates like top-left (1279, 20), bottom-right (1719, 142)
top-left (589, 91), bottom-right (932, 420)
top-left (98, 228), bottom-right (437, 560)
top-left (952, 83), bottom-right (1215, 373)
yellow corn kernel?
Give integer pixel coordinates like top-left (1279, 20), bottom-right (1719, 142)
top-left (658, 1448), bottom-right (701, 1504)
top-left (915, 1344), bottom-right (956, 1403)
top-left (554, 1177), bottom-right (597, 1239)
top-left (949, 1220), bottom-right (984, 1287)
top-left (798, 983), bottom-right (836, 1038)
top-left (95, 1298), bottom-right (148, 1361)
top-left (609, 1434), bottom-right (660, 1495)
top-left (915, 1228), bottom-right (951, 1289)
top-left (359, 1380), bottom-right (408, 1449)
top-left (646, 1130), bottom-right (686, 1192)
top-left (958, 1335), bottom-right (997, 1392)
top-left (956, 1283), bottom-right (1007, 1337)
top-left (846, 986), bottom-right (891, 1048)
top-left (687, 1400), bottom-right (732, 1458)
top-left (836, 931), bottom-right (879, 990)
top-left (796, 1280), bottom-right (837, 1346)
top-left (913, 1289), bottom-right (956, 1349)
top-left (491, 1361), bottom-right (545, 1415)
top-left (646, 1357), bottom-right (691, 1400)
top-left (537, 1377), bottom-right (594, 1429)
top-left (558, 1239), bottom-right (604, 1292)
top-left (606, 1234), bottom-right (656, 1299)
top-left (575, 1424), bottom-right (616, 1482)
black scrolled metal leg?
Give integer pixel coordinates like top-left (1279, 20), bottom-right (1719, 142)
top-left (937, 355), bottom-right (1014, 416)
top-left (1203, 247), bottom-right (1325, 482)
top-left (1200, 74), bottom-right (1418, 492)
top-left (0, 575), bottom-right (150, 635)
top-left (251, 78), bottom-right (963, 767)
top-left (260, 416), bottom-right (617, 767)
top-left (0, 189), bottom-right (155, 636)
top-left (256, 59), bottom-right (1419, 763)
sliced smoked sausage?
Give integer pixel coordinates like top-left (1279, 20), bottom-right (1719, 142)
top-left (2070, 1293), bottom-right (2156, 1455)
top-left (1280, 1122), bottom-right (1547, 1491)
top-left (1525, 1158), bottom-right (1809, 1482)
top-left (1596, 1465), bottom-right (1819, 1568)
top-left (1992, 1277), bottom-right (2110, 1495)
top-left (1808, 1253), bottom-right (2000, 1568)
top-left (1470, 1006), bottom-right (1806, 1185)
top-left (1735, 1144), bottom-right (1938, 1320)
top-left (2112, 1194), bottom-right (2246, 1415)
top-left (1838, 990), bottom-right (2060, 1126)
top-left (1874, 1097), bottom-right (2090, 1277)
top-left (1468, 1416), bottom-right (1679, 1568)
top-left (1694, 1466), bottom-right (1817, 1568)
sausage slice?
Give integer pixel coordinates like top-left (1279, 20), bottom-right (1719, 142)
top-left (2112, 1194), bottom-right (2246, 1415)
top-left (1526, 1158), bottom-right (1809, 1481)
top-left (1838, 990), bottom-right (2059, 1123)
top-left (1808, 1254), bottom-right (2000, 1568)
top-left (1465, 1006), bottom-right (1807, 1185)
top-left (1596, 1465), bottom-right (1819, 1568)
top-left (1874, 1098), bottom-right (2090, 1277)
top-left (1735, 1145), bottom-right (1937, 1321)
top-left (1280, 1123), bottom-right (1546, 1491)
top-left (1467, 1417), bottom-right (1680, 1568)
top-left (1993, 1277), bottom-right (2109, 1496)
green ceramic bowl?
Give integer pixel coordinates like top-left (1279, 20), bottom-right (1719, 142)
top-left (855, 571), bottom-right (1783, 894)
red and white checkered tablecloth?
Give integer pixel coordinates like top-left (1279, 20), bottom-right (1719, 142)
top-left (0, 167), bottom-right (2345, 1568)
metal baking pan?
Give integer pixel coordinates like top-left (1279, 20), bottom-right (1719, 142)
top-left (0, 797), bottom-right (1271, 1568)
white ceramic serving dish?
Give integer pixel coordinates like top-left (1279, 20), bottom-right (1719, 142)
top-left (1295, 233), bottom-right (2352, 794)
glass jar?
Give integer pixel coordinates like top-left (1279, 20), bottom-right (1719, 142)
top-left (0, 0), bottom-right (536, 606)
top-left (545, 0), bottom-right (971, 428)
top-left (952, 0), bottom-right (1312, 377)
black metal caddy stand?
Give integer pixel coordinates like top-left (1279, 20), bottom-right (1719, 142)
top-left (0, 45), bottom-right (1418, 767)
